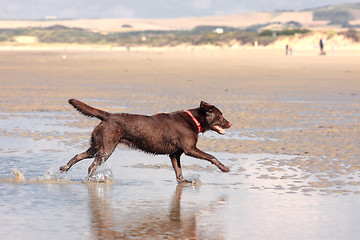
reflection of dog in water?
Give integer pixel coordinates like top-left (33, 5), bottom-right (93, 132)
top-left (60, 99), bottom-right (231, 182)
top-left (88, 184), bottom-right (225, 239)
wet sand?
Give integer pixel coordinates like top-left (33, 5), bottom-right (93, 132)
top-left (1, 48), bottom-right (359, 169)
top-left (0, 48), bottom-right (360, 239)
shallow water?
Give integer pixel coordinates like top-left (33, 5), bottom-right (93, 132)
top-left (1, 49), bottom-right (360, 238)
top-left (1, 111), bottom-right (360, 240)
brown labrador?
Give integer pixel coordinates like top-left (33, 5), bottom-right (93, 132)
top-left (60, 99), bottom-right (231, 182)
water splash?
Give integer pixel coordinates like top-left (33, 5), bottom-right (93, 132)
top-left (182, 174), bottom-right (201, 186)
top-left (41, 167), bottom-right (67, 181)
top-left (11, 169), bottom-right (26, 183)
top-left (1, 167), bottom-right (115, 184)
top-left (86, 169), bottom-right (114, 183)
top-left (0, 168), bottom-right (73, 184)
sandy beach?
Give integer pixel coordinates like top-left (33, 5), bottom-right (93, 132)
top-left (0, 47), bottom-right (359, 239)
top-left (1, 47), bottom-right (359, 148)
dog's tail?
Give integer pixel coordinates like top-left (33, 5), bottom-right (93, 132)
top-left (68, 99), bottom-right (110, 121)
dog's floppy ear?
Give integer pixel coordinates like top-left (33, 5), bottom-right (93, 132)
top-left (200, 101), bottom-right (212, 112)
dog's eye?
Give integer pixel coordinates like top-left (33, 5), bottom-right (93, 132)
top-left (208, 108), bottom-right (213, 113)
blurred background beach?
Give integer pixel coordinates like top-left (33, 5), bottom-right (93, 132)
top-left (0, 1), bottom-right (359, 239)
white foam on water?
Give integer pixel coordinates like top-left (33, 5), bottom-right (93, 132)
top-left (183, 173), bottom-right (201, 186)
top-left (41, 167), bottom-right (68, 181)
top-left (86, 168), bottom-right (114, 183)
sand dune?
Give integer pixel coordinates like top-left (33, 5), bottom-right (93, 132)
top-left (0, 10), bottom-right (356, 33)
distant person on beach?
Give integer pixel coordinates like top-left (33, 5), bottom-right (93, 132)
top-left (319, 38), bottom-right (325, 55)
top-left (286, 44), bottom-right (292, 56)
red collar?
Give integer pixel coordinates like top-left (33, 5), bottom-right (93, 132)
top-left (185, 110), bottom-right (201, 133)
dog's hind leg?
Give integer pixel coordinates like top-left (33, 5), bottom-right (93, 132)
top-left (87, 150), bottom-right (114, 177)
top-left (87, 133), bottom-right (121, 177)
top-left (60, 150), bottom-right (93, 172)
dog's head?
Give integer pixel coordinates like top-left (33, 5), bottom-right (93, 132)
top-left (199, 101), bottom-right (231, 135)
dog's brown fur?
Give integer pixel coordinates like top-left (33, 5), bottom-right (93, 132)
top-left (60, 99), bottom-right (231, 182)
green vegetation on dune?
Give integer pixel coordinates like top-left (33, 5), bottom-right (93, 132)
top-left (340, 29), bottom-right (360, 42)
top-left (0, 25), bottom-right (315, 47)
top-left (313, 9), bottom-right (354, 26)
top-left (0, 21), bottom-right (359, 47)
top-left (0, 25), bottom-right (104, 44)
top-left (312, 2), bottom-right (360, 27)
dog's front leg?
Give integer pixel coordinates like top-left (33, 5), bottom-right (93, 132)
top-left (170, 152), bottom-right (184, 183)
top-left (183, 146), bottom-right (229, 172)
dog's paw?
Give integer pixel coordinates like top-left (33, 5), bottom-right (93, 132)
top-left (59, 165), bottom-right (68, 172)
top-left (220, 165), bottom-right (230, 172)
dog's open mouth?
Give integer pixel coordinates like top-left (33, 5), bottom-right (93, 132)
top-left (214, 125), bottom-right (226, 135)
